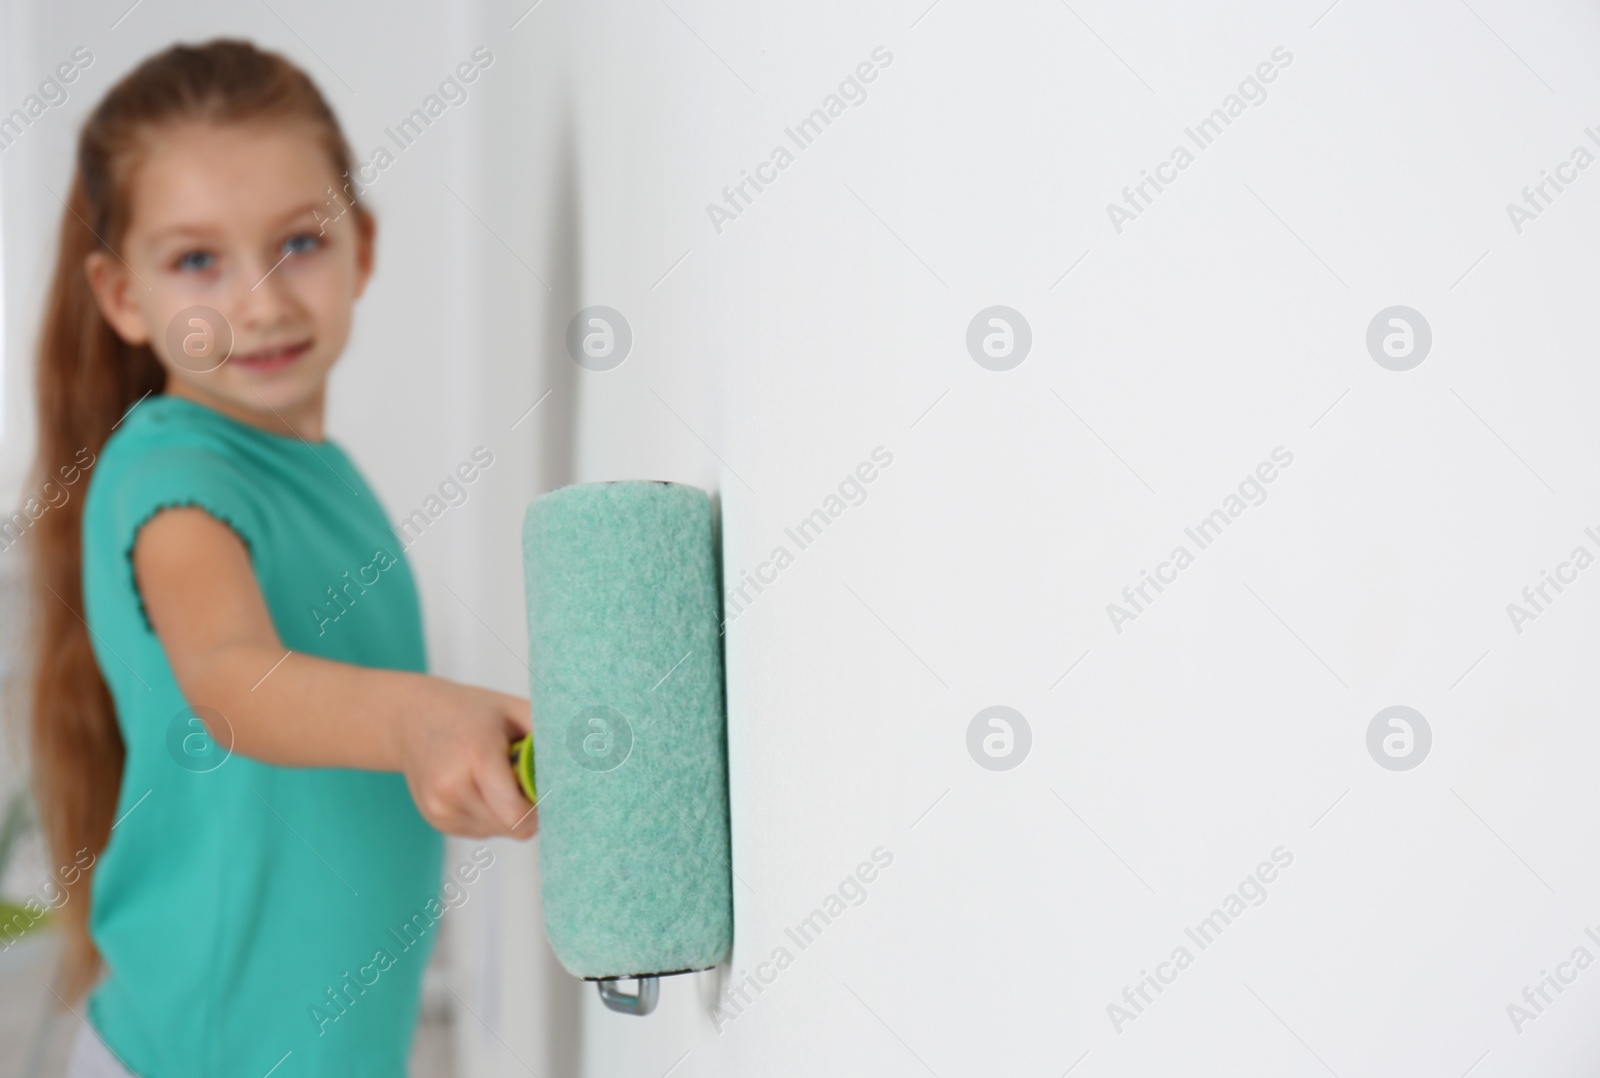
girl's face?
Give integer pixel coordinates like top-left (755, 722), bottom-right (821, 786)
top-left (85, 118), bottom-right (372, 433)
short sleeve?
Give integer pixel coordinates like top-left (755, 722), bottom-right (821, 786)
top-left (105, 444), bottom-right (269, 634)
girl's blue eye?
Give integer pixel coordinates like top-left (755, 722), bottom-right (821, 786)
top-left (283, 233), bottom-right (321, 256)
top-left (176, 250), bottom-right (214, 272)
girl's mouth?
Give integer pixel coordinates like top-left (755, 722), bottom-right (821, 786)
top-left (231, 340), bottom-right (311, 372)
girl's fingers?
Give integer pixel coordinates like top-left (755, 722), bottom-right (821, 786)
top-left (428, 804), bottom-right (477, 838)
top-left (474, 753), bottom-right (536, 838)
top-left (424, 786), bottom-right (495, 839)
top-left (499, 695), bottom-right (533, 737)
top-left (508, 793), bottom-right (538, 839)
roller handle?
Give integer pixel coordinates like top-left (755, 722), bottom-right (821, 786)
top-left (509, 734), bottom-right (537, 803)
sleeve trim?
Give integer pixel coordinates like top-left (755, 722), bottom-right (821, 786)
top-left (123, 498), bottom-right (258, 637)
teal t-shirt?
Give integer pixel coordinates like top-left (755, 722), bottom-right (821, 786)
top-left (80, 394), bottom-right (445, 1077)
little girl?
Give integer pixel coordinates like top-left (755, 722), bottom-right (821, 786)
top-left (24, 39), bottom-right (536, 1076)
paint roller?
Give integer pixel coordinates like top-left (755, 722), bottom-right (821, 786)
top-left (509, 480), bottom-right (732, 1016)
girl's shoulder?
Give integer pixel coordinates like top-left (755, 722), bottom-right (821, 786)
top-left (88, 397), bottom-right (248, 503)
top-left (84, 395), bottom-right (271, 559)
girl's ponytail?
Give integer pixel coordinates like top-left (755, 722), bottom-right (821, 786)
top-left (27, 166), bottom-right (163, 1005)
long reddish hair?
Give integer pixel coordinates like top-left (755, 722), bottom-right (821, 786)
top-left (24, 38), bottom-right (369, 1003)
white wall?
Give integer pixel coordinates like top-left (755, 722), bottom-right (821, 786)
top-left (555, 1), bottom-right (1600, 1075)
top-left (8, 1), bottom-right (1600, 1076)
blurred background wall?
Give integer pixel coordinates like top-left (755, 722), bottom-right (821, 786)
top-left (5, 1), bottom-right (1600, 1076)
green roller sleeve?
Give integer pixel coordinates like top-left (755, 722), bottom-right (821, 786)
top-left (521, 480), bottom-right (732, 980)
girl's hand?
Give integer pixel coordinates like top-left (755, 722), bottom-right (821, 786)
top-left (393, 679), bottom-right (539, 840)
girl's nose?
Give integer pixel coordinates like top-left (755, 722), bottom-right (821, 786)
top-left (230, 251), bottom-right (301, 332)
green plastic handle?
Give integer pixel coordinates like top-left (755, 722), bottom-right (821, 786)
top-left (510, 734), bottom-right (537, 804)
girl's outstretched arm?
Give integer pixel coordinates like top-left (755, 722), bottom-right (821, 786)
top-left (132, 505), bottom-right (536, 840)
